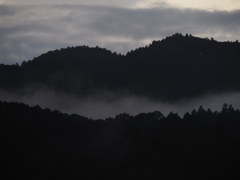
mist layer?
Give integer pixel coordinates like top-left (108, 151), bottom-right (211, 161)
top-left (0, 88), bottom-right (239, 119)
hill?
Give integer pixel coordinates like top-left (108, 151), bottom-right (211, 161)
top-left (1, 100), bottom-right (240, 179)
top-left (0, 33), bottom-right (240, 101)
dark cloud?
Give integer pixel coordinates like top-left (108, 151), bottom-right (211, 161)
top-left (88, 7), bottom-right (240, 39)
top-left (0, 4), bottom-right (19, 16)
top-left (0, 4), bottom-right (239, 64)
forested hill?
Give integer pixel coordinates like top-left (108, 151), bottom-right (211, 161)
top-left (0, 33), bottom-right (240, 100)
top-left (2, 100), bottom-right (240, 179)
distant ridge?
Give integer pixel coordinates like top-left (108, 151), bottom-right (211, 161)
top-left (0, 33), bottom-right (240, 100)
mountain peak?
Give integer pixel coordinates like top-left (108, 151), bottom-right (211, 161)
top-left (0, 34), bottom-right (240, 101)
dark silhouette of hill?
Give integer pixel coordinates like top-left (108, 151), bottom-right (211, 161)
top-left (0, 33), bottom-right (240, 100)
top-left (2, 100), bottom-right (240, 179)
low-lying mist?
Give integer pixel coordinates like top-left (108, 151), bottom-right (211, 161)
top-left (0, 87), bottom-right (240, 119)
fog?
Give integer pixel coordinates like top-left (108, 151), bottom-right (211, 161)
top-left (0, 88), bottom-right (240, 119)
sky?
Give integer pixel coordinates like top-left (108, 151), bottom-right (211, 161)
top-left (0, 0), bottom-right (240, 64)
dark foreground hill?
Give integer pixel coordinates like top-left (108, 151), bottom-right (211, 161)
top-left (0, 33), bottom-right (240, 101)
top-left (1, 100), bottom-right (240, 179)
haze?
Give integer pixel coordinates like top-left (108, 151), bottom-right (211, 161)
top-left (0, 88), bottom-right (240, 119)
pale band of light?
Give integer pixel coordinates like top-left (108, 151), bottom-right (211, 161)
top-left (1, 0), bottom-right (240, 11)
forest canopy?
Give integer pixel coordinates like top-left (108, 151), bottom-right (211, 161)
top-left (0, 33), bottom-right (240, 101)
top-left (1, 100), bottom-right (240, 179)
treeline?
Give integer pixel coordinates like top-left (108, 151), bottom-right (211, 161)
top-left (0, 33), bottom-right (240, 100)
top-left (1, 101), bottom-right (240, 179)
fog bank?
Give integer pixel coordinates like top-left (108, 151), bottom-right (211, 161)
top-left (0, 88), bottom-right (240, 119)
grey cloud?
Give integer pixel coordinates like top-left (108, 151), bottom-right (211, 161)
top-left (88, 7), bottom-right (240, 40)
top-left (0, 4), bottom-right (19, 16)
top-left (0, 4), bottom-right (240, 64)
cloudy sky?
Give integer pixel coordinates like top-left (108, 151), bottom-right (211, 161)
top-left (0, 0), bottom-right (240, 64)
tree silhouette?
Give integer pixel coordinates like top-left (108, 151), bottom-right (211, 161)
top-left (1, 101), bottom-right (240, 179)
top-left (0, 33), bottom-right (240, 101)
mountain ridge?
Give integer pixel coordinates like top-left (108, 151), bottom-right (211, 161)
top-left (2, 100), bottom-right (240, 179)
top-left (0, 33), bottom-right (240, 101)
